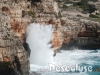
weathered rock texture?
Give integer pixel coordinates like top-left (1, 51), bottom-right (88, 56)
top-left (60, 15), bottom-right (100, 50)
top-left (54, 0), bottom-right (100, 50)
top-left (31, 0), bottom-right (63, 55)
top-left (0, 0), bottom-right (32, 40)
top-left (0, 0), bottom-right (63, 54)
top-left (1, 0), bottom-right (100, 74)
top-left (0, 0), bottom-right (63, 74)
top-left (0, 13), bottom-right (29, 75)
top-left (32, 0), bottom-right (100, 50)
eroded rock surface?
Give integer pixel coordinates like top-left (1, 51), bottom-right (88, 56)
top-left (32, 0), bottom-right (63, 53)
top-left (0, 0), bottom-right (32, 40)
top-left (0, 13), bottom-right (29, 75)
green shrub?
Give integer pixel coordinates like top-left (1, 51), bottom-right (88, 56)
top-left (77, 2), bottom-right (97, 14)
top-left (89, 14), bottom-right (99, 18)
top-left (62, 5), bottom-right (68, 9)
top-left (88, 5), bottom-right (97, 14)
top-left (81, 0), bottom-right (88, 3)
top-left (73, 3), bottom-right (78, 7)
top-left (77, 14), bottom-right (82, 17)
top-left (96, 12), bottom-right (99, 15)
top-left (90, 0), bottom-right (98, 2)
top-left (27, 11), bottom-right (36, 18)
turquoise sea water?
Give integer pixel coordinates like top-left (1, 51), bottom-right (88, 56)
top-left (30, 50), bottom-right (100, 75)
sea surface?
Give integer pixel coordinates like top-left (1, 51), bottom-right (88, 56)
top-left (30, 50), bottom-right (100, 75)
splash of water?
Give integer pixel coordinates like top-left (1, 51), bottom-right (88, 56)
top-left (26, 23), bottom-right (55, 66)
top-left (30, 50), bottom-right (100, 75)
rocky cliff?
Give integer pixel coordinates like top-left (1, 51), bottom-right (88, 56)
top-left (31, 0), bottom-right (100, 50)
top-left (0, 0), bottom-right (32, 40)
top-left (55, 0), bottom-right (100, 50)
top-left (31, 0), bottom-right (63, 55)
top-left (0, 0), bottom-right (63, 74)
top-left (0, 11), bottom-right (29, 75)
top-left (0, 0), bottom-right (100, 74)
top-left (0, 0), bottom-right (63, 55)
top-left (0, 0), bottom-right (31, 75)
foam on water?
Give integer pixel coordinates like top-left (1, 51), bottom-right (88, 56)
top-left (26, 23), bottom-right (100, 75)
top-left (30, 50), bottom-right (100, 75)
top-left (54, 50), bottom-right (100, 66)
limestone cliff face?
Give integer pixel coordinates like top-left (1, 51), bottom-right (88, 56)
top-left (32, 0), bottom-right (63, 54)
top-left (1, 1), bottom-right (100, 74)
top-left (0, 0), bottom-right (63, 74)
top-left (32, 0), bottom-right (100, 50)
top-left (0, 13), bottom-right (29, 75)
top-left (0, 0), bottom-right (63, 51)
top-left (60, 16), bottom-right (100, 50)
top-left (55, 0), bottom-right (100, 50)
top-left (0, 0), bottom-right (32, 40)
top-left (0, 1), bottom-right (31, 74)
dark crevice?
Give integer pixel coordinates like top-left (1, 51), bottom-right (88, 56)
top-left (23, 42), bottom-right (31, 56)
top-left (14, 56), bottom-right (22, 74)
top-left (31, 0), bottom-right (41, 4)
top-left (32, 0), bottom-right (41, 2)
top-left (0, 62), bottom-right (15, 75)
